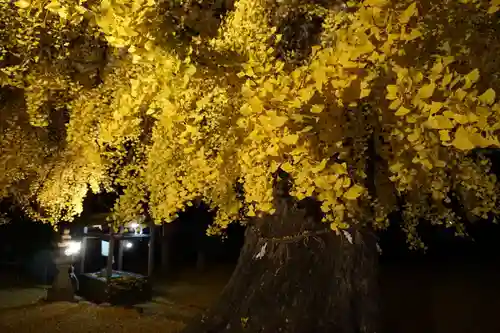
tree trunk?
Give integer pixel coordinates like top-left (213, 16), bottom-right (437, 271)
top-left (181, 201), bottom-right (379, 333)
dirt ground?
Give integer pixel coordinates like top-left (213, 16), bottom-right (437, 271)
top-left (0, 302), bottom-right (185, 333)
top-left (0, 266), bottom-right (231, 333)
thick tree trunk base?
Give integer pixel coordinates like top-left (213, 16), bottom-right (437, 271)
top-left (181, 221), bottom-right (379, 333)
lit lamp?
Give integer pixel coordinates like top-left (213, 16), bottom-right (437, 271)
top-left (46, 229), bottom-right (80, 302)
top-left (64, 241), bottom-right (82, 256)
top-left (129, 221), bottom-right (143, 235)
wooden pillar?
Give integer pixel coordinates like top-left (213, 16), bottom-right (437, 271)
top-left (80, 236), bottom-right (87, 274)
top-left (118, 239), bottom-right (124, 271)
top-left (147, 221), bottom-right (155, 277)
top-left (105, 231), bottom-right (115, 282)
top-left (118, 227), bottom-right (124, 271)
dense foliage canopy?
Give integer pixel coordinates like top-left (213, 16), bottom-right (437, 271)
top-left (2, 0), bottom-right (500, 247)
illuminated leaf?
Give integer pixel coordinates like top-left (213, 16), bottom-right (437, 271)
top-left (266, 145), bottom-right (279, 156)
top-left (429, 102), bottom-right (443, 115)
top-left (407, 130), bottom-right (420, 142)
top-left (364, 0), bottom-right (389, 7)
top-left (478, 88), bottom-right (496, 105)
top-left (439, 130), bottom-right (451, 141)
top-left (281, 162), bottom-right (293, 173)
top-left (249, 97), bottom-right (263, 113)
top-left (406, 29), bottom-right (423, 41)
top-left (389, 99), bottom-right (402, 110)
top-left (488, 0), bottom-right (500, 13)
top-left (442, 73), bottom-right (453, 87)
top-left (343, 185), bottom-right (364, 201)
top-left (311, 104), bottom-right (325, 114)
top-left (399, 3), bottom-right (417, 24)
top-left (269, 114), bottom-right (288, 128)
top-left (426, 115), bottom-right (454, 129)
top-left (389, 162), bottom-right (403, 173)
top-left (312, 159), bottom-right (328, 173)
top-left (418, 83), bottom-right (436, 99)
top-left (15, 0), bottom-right (30, 8)
top-left (282, 134), bottom-right (299, 145)
top-left (464, 68), bottom-right (480, 89)
top-left (395, 106), bottom-right (411, 116)
top-left (45, 0), bottom-right (61, 11)
top-left (451, 127), bottom-right (475, 150)
top-left (386, 85), bottom-right (398, 100)
top-left (468, 132), bottom-right (493, 148)
top-left (333, 163), bottom-right (347, 175)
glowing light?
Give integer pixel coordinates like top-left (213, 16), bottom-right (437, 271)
top-left (64, 241), bottom-right (82, 256)
top-left (125, 241), bottom-right (133, 249)
top-left (130, 222), bottom-right (139, 229)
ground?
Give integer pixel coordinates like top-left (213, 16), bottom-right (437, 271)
top-left (0, 265), bottom-right (231, 333)
top-left (0, 260), bottom-right (499, 333)
top-left (0, 302), bottom-right (185, 333)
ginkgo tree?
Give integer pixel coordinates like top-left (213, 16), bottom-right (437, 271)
top-left (2, 0), bottom-right (500, 331)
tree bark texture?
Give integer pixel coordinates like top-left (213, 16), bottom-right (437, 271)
top-left (181, 194), bottom-right (379, 333)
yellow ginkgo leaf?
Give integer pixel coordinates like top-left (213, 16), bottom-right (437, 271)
top-left (439, 130), bottom-right (451, 142)
top-left (395, 106), bottom-right (411, 116)
top-left (364, 0), bottom-right (389, 7)
top-left (333, 163), bottom-right (347, 175)
top-left (406, 28), bottom-right (423, 41)
top-left (281, 162), bottom-right (294, 173)
top-left (464, 68), bottom-right (480, 89)
top-left (478, 88), bottom-right (496, 105)
top-left (488, 0), bottom-right (500, 14)
top-left (441, 73), bottom-right (453, 88)
top-left (239, 103), bottom-right (252, 116)
top-left (311, 104), bottom-right (325, 114)
top-left (426, 115), bottom-right (454, 129)
top-left (271, 116), bottom-right (288, 128)
top-left (418, 83), bottom-right (436, 99)
top-left (282, 134), bottom-right (299, 145)
top-left (343, 184), bottom-right (364, 201)
top-left (314, 176), bottom-right (330, 190)
top-left (249, 96), bottom-right (263, 113)
top-left (451, 127), bottom-right (475, 151)
top-left (407, 130), bottom-right (420, 142)
top-left (312, 159), bottom-right (328, 173)
top-left (428, 101), bottom-right (443, 115)
top-left (386, 85), bottom-right (399, 100)
top-left (264, 111), bottom-right (288, 128)
top-left (15, 0), bottom-right (30, 8)
top-left (45, 0), bottom-right (61, 11)
top-left (468, 132), bottom-right (493, 148)
top-left (389, 99), bottom-right (402, 110)
top-left (266, 145), bottom-right (279, 156)
top-left (389, 162), bottom-right (403, 173)
top-left (399, 2), bottom-right (417, 24)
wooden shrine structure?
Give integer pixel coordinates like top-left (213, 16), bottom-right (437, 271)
top-left (77, 215), bottom-right (154, 305)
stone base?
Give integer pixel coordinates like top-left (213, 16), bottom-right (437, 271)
top-left (46, 287), bottom-right (75, 302)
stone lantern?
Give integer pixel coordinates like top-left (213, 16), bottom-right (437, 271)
top-left (46, 229), bottom-right (81, 302)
